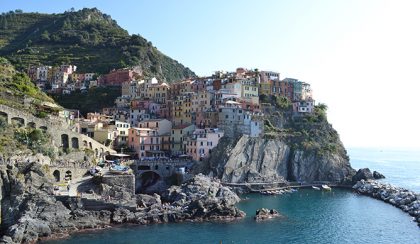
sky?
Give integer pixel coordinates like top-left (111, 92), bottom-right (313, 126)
top-left (1, 0), bottom-right (420, 149)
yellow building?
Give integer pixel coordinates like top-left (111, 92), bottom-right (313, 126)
top-left (259, 80), bottom-right (272, 96)
top-left (171, 124), bottom-right (195, 155)
top-left (172, 94), bottom-right (193, 126)
top-left (146, 82), bottom-right (170, 104)
top-left (191, 91), bottom-right (212, 113)
top-left (241, 78), bottom-right (259, 99)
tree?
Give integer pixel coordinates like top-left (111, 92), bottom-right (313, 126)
top-left (316, 103), bottom-right (328, 112)
top-left (41, 30), bottom-right (50, 41)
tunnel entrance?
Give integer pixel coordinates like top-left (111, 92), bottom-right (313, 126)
top-left (53, 170), bottom-right (60, 182)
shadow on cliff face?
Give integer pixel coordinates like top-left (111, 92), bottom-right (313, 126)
top-left (136, 171), bottom-right (162, 194)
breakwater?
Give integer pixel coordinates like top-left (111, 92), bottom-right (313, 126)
top-left (353, 180), bottom-right (420, 226)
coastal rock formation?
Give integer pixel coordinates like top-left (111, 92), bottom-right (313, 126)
top-left (0, 163), bottom-right (244, 243)
top-left (254, 208), bottom-right (281, 221)
top-left (373, 171), bottom-right (385, 179)
top-left (353, 180), bottom-right (420, 226)
top-left (352, 168), bottom-right (374, 182)
top-left (202, 136), bottom-right (354, 184)
top-left (0, 162), bottom-right (111, 243)
top-left (352, 168), bottom-right (385, 182)
top-left (162, 174), bottom-right (244, 221)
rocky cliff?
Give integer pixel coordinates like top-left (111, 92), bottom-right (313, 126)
top-left (196, 97), bottom-right (356, 184)
top-left (202, 135), bottom-right (354, 184)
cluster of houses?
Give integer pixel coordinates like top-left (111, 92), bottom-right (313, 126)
top-left (27, 65), bottom-right (141, 94)
top-left (30, 66), bottom-right (314, 161)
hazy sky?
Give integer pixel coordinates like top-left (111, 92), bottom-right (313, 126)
top-left (1, 0), bottom-right (420, 149)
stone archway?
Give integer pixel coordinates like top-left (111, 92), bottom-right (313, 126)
top-left (53, 170), bottom-right (60, 182)
top-left (0, 111), bottom-right (8, 123)
top-left (27, 121), bottom-right (36, 128)
top-left (83, 140), bottom-right (88, 148)
top-left (89, 142), bottom-right (92, 149)
top-left (39, 126), bottom-right (47, 132)
top-left (95, 148), bottom-right (99, 157)
top-left (71, 137), bottom-right (79, 149)
top-left (61, 134), bottom-right (69, 149)
top-left (11, 117), bottom-right (25, 127)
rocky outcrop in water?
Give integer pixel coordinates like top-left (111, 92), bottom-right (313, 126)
top-left (254, 208), bottom-right (281, 221)
top-left (352, 168), bottom-right (385, 183)
top-left (201, 135), bottom-right (354, 184)
top-left (373, 171), bottom-right (385, 179)
top-left (353, 180), bottom-right (420, 226)
top-left (352, 168), bottom-right (374, 182)
top-left (0, 163), bottom-right (244, 243)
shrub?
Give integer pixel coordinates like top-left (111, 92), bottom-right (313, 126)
top-left (275, 96), bottom-right (292, 110)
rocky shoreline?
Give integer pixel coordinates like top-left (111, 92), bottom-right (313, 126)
top-left (353, 180), bottom-right (420, 227)
top-left (0, 162), bottom-right (244, 243)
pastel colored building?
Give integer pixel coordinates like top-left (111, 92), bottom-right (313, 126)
top-left (171, 94), bottom-right (193, 126)
top-left (138, 119), bottom-right (172, 135)
top-left (185, 128), bottom-right (224, 161)
top-left (259, 71), bottom-right (280, 83)
top-left (99, 68), bottom-right (139, 86)
top-left (171, 124), bottom-right (196, 155)
top-left (128, 128), bottom-right (165, 158)
top-left (241, 78), bottom-right (259, 99)
top-left (293, 99), bottom-right (315, 113)
top-left (113, 120), bottom-right (130, 146)
top-left (128, 119), bottom-right (172, 158)
top-left (217, 101), bottom-right (264, 138)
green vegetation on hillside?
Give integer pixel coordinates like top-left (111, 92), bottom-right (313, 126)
top-left (0, 8), bottom-right (195, 81)
top-left (262, 95), bottom-right (346, 158)
top-left (0, 116), bottom-right (54, 158)
top-left (0, 57), bottom-right (57, 113)
top-left (52, 86), bottom-right (120, 115)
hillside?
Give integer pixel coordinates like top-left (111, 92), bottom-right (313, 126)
top-left (0, 8), bottom-right (195, 82)
top-left (0, 57), bottom-right (59, 115)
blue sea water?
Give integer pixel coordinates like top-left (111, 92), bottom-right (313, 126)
top-left (45, 148), bottom-right (420, 244)
top-left (348, 147), bottom-right (420, 192)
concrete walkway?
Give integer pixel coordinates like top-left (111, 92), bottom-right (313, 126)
top-left (68, 175), bottom-right (93, 197)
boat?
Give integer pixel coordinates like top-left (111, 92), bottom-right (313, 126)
top-left (312, 186), bottom-right (321, 190)
top-left (321, 185), bottom-right (332, 191)
top-left (109, 165), bottom-right (130, 175)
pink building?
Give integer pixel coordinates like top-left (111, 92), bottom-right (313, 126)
top-left (128, 128), bottom-right (164, 158)
top-left (185, 128), bottom-right (224, 161)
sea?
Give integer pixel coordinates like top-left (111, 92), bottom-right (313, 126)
top-left (45, 148), bottom-right (420, 244)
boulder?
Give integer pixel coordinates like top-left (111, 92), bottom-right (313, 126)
top-left (254, 208), bottom-right (281, 221)
top-left (352, 168), bottom-right (374, 183)
top-left (373, 171), bottom-right (385, 179)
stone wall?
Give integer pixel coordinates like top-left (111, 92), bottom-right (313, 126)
top-left (0, 104), bottom-right (115, 158)
top-left (101, 174), bottom-right (135, 196)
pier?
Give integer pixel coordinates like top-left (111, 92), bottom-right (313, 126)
top-left (222, 181), bottom-right (352, 193)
